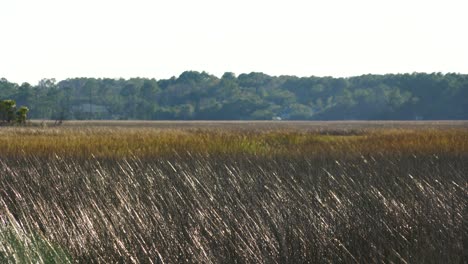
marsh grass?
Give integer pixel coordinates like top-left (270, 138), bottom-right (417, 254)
top-left (0, 125), bottom-right (467, 158)
top-left (0, 122), bottom-right (467, 263)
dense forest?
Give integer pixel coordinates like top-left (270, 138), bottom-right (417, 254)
top-left (0, 72), bottom-right (467, 120)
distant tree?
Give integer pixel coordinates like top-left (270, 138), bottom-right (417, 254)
top-left (120, 83), bottom-right (139, 119)
top-left (289, 104), bottom-right (313, 120)
top-left (0, 100), bottom-right (17, 123)
top-left (16, 82), bottom-right (33, 107)
top-left (34, 78), bottom-right (57, 119)
top-left (83, 79), bottom-right (99, 119)
top-left (221, 72), bottom-right (236, 81)
top-left (0, 100), bottom-right (29, 125)
top-left (16, 106), bottom-right (29, 124)
top-left (177, 104), bottom-right (195, 120)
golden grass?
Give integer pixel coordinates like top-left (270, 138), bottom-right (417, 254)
top-left (1, 123), bottom-right (467, 158)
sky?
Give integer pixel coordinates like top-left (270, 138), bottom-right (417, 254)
top-left (1, 0), bottom-right (467, 84)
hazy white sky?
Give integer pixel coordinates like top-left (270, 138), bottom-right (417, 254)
top-left (1, 0), bottom-right (467, 84)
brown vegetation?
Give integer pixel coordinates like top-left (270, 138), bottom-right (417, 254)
top-left (0, 121), bottom-right (466, 263)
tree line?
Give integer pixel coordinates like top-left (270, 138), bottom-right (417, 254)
top-left (0, 72), bottom-right (467, 120)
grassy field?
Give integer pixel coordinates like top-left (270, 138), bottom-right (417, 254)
top-left (0, 121), bottom-right (467, 263)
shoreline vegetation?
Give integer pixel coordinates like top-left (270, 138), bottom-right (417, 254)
top-left (0, 121), bottom-right (467, 263)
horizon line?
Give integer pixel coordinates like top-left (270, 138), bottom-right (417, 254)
top-left (2, 70), bottom-right (467, 85)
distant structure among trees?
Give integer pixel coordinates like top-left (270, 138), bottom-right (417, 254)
top-left (0, 72), bottom-right (467, 121)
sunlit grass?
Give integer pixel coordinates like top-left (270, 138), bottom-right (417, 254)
top-left (0, 126), bottom-right (467, 158)
top-left (0, 122), bottom-right (466, 263)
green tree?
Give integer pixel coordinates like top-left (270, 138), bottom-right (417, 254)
top-left (0, 100), bottom-right (17, 123)
top-left (289, 104), bottom-right (313, 120)
top-left (16, 106), bottom-right (29, 124)
top-left (120, 83), bottom-right (139, 119)
top-left (83, 79), bottom-right (99, 119)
